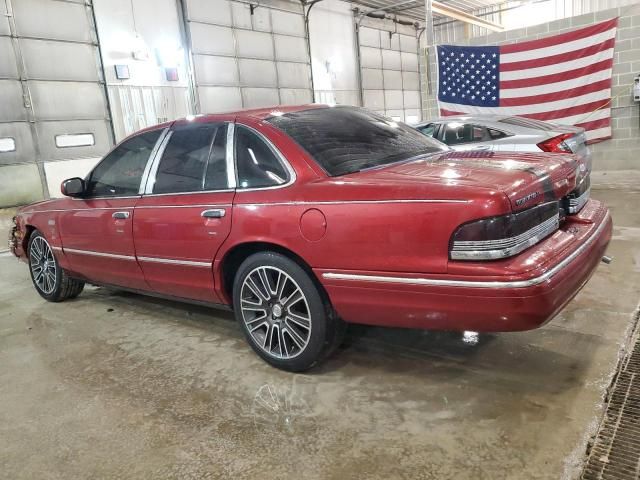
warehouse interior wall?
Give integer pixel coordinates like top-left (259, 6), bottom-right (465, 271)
top-left (1, 0), bottom-right (638, 207)
top-left (93, 0), bottom-right (191, 142)
top-left (308, 0), bottom-right (360, 107)
top-left (422, 3), bottom-right (640, 171)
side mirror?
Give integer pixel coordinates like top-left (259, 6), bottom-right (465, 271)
top-left (61, 177), bottom-right (85, 197)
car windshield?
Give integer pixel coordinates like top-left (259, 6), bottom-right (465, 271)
top-left (266, 106), bottom-right (447, 176)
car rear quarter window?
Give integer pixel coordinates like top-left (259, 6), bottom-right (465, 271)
top-left (266, 107), bottom-right (445, 176)
top-left (418, 123), bottom-right (436, 137)
top-left (443, 123), bottom-right (489, 145)
top-left (235, 125), bottom-right (289, 189)
top-left (152, 123), bottom-right (227, 194)
top-left (86, 129), bottom-right (161, 197)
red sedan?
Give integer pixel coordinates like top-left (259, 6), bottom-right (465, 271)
top-left (9, 105), bottom-right (612, 371)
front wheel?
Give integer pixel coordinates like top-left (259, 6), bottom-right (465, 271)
top-left (233, 252), bottom-right (343, 372)
top-left (28, 230), bottom-right (84, 302)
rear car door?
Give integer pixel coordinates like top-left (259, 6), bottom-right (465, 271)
top-left (133, 121), bottom-right (234, 303)
top-left (57, 129), bottom-right (164, 289)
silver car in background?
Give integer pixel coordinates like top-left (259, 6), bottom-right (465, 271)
top-left (415, 115), bottom-right (592, 213)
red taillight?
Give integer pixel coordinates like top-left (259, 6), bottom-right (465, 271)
top-left (537, 133), bottom-right (574, 153)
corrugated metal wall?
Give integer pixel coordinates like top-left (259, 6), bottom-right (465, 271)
top-left (183, 0), bottom-right (313, 112)
top-left (0, 0), bottom-right (113, 206)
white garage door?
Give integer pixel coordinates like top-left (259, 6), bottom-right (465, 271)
top-left (0, 0), bottom-right (113, 205)
top-left (358, 26), bottom-right (421, 124)
top-left (183, 0), bottom-right (313, 112)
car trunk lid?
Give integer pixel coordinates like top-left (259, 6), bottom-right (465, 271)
top-left (350, 150), bottom-right (580, 212)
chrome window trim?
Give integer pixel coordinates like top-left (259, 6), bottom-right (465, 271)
top-left (63, 248), bottom-right (136, 261)
top-left (77, 127), bottom-right (167, 200)
top-left (322, 211), bottom-right (609, 290)
top-left (142, 122), bottom-right (233, 196)
top-left (143, 130), bottom-right (174, 194)
top-left (137, 256), bottom-right (211, 267)
top-left (135, 203), bottom-right (232, 209)
top-left (141, 188), bottom-right (234, 198)
top-left (226, 122), bottom-right (236, 189)
top-left (72, 195), bottom-right (141, 201)
top-left (139, 128), bottom-right (171, 195)
top-left (233, 123), bottom-right (297, 192)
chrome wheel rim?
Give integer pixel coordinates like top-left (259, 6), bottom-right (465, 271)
top-left (240, 266), bottom-right (312, 359)
top-left (29, 236), bottom-right (57, 295)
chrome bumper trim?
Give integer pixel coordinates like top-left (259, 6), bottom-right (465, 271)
top-left (322, 211), bottom-right (610, 290)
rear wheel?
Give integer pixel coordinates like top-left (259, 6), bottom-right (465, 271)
top-left (233, 252), bottom-right (343, 372)
top-left (28, 230), bottom-right (84, 302)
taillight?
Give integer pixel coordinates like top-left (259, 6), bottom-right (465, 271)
top-left (450, 202), bottom-right (560, 260)
top-left (537, 133), bottom-right (574, 153)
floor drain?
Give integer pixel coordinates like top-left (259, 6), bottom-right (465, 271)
top-left (581, 324), bottom-right (640, 480)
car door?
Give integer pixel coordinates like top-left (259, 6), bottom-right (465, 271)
top-left (57, 128), bottom-right (165, 289)
top-left (133, 121), bottom-right (234, 303)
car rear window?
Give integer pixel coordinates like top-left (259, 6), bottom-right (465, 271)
top-left (266, 106), bottom-right (447, 176)
top-left (499, 116), bottom-right (556, 131)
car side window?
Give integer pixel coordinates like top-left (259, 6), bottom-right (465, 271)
top-left (235, 126), bottom-right (289, 189)
top-left (153, 123), bottom-right (227, 194)
top-left (488, 128), bottom-right (508, 140)
top-left (443, 123), bottom-right (489, 145)
top-left (85, 129), bottom-right (162, 197)
top-left (418, 123), bottom-right (436, 137)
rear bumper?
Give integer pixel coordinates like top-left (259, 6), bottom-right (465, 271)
top-left (317, 199), bottom-right (612, 332)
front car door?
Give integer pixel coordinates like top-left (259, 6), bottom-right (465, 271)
top-left (132, 120), bottom-right (234, 303)
top-left (57, 128), bottom-right (166, 289)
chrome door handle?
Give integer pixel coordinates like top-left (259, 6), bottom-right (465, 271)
top-left (112, 211), bottom-right (130, 219)
top-left (201, 209), bottom-right (226, 218)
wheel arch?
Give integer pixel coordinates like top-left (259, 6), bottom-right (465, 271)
top-left (218, 241), bottom-right (330, 306)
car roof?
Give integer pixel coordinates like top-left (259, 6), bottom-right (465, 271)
top-left (182, 104), bottom-right (330, 123)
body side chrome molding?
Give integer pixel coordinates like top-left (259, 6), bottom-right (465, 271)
top-left (322, 211), bottom-right (610, 290)
top-left (64, 248), bottom-right (136, 261)
top-left (238, 199), bottom-right (471, 207)
top-left (19, 206), bottom-right (135, 214)
top-left (137, 256), bottom-right (211, 267)
top-left (63, 248), bottom-right (212, 267)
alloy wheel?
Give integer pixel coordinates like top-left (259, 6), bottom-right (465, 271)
top-left (29, 236), bottom-right (57, 295)
top-left (240, 266), bottom-right (312, 359)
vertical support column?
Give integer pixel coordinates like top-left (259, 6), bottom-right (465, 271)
top-left (353, 11), bottom-right (365, 107)
top-left (176, 0), bottom-right (199, 114)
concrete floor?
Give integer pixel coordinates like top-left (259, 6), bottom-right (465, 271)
top-left (1, 184), bottom-right (639, 480)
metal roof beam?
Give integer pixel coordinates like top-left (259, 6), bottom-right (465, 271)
top-left (431, 0), bottom-right (504, 31)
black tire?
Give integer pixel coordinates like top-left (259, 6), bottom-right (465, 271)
top-left (28, 230), bottom-right (84, 302)
top-left (232, 251), bottom-right (344, 372)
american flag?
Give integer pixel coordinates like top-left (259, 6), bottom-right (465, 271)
top-left (436, 18), bottom-right (618, 143)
